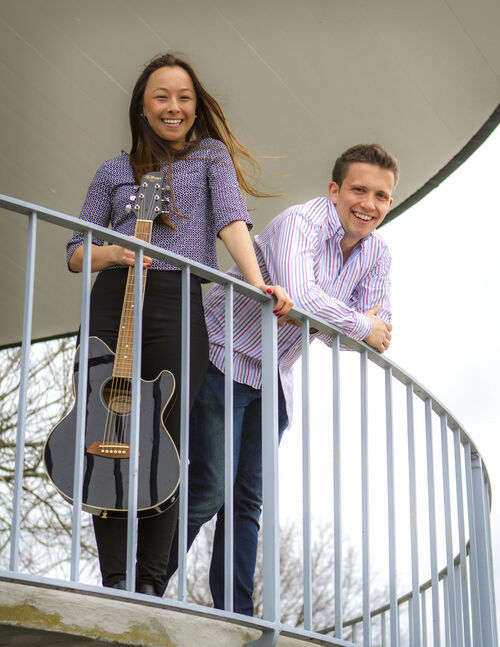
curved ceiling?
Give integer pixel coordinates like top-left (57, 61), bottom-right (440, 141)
top-left (1, 0), bottom-right (499, 346)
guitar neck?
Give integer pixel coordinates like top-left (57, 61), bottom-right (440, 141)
top-left (113, 220), bottom-right (152, 379)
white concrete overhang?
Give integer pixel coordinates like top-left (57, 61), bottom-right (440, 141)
top-left (0, 0), bottom-right (499, 347)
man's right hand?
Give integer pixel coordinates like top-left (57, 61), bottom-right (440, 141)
top-left (363, 305), bottom-right (392, 353)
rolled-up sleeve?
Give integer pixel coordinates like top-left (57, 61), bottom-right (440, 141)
top-left (66, 163), bottom-right (113, 267)
top-left (207, 142), bottom-right (252, 235)
top-left (357, 247), bottom-right (392, 323)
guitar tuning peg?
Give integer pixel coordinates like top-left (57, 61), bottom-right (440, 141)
top-left (129, 195), bottom-right (136, 202)
top-left (125, 204), bottom-right (133, 213)
top-left (163, 185), bottom-right (171, 192)
top-left (154, 206), bottom-right (160, 213)
top-left (154, 195), bottom-right (160, 201)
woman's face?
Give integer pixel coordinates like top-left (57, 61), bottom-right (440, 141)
top-left (142, 65), bottom-right (197, 149)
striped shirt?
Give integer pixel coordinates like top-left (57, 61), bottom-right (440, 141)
top-left (205, 196), bottom-right (391, 418)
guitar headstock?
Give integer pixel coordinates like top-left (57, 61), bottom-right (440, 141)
top-left (126, 172), bottom-right (163, 222)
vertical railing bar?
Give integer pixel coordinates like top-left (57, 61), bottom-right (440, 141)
top-left (301, 319), bottom-right (313, 631)
top-left (381, 611), bottom-right (387, 647)
top-left (471, 456), bottom-right (496, 646)
top-left (443, 576), bottom-right (451, 647)
top-left (360, 350), bottom-right (371, 646)
top-left (453, 431), bottom-right (471, 647)
top-left (409, 599), bottom-right (414, 647)
top-left (464, 443), bottom-right (483, 647)
top-left (70, 230), bottom-right (92, 581)
top-left (454, 561), bottom-right (465, 647)
top-left (125, 247), bottom-right (143, 592)
top-left (223, 284), bottom-right (234, 612)
top-left (482, 481), bottom-right (499, 647)
top-left (422, 588), bottom-right (428, 647)
top-left (424, 398), bottom-right (441, 646)
top-left (9, 211), bottom-right (37, 572)
top-left (332, 336), bottom-right (342, 639)
top-left (177, 265), bottom-right (191, 601)
top-left (385, 366), bottom-right (398, 646)
top-left (406, 383), bottom-right (421, 647)
top-left (440, 414), bottom-right (458, 646)
top-left (260, 299), bottom-right (280, 630)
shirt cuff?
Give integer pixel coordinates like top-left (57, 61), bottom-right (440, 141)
top-left (348, 312), bottom-right (371, 342)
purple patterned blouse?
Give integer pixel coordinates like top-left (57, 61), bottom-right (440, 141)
top-left (66, 138), bottom-right (252, 273)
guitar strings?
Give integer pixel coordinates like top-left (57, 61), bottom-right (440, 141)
top-left (100, 199), bottom-right (154, 452)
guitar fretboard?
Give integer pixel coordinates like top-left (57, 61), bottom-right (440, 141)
top-left (113, 220), bottom-right (152, 379)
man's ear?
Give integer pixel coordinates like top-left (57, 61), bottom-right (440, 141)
top-left (328, 181), bottom-right (340, 204)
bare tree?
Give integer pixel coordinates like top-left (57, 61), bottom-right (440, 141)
top-left (0, 338), bottom-right (98, 581)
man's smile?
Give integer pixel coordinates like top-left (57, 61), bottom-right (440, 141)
top-left (352, 210), bottom-right (373, 222)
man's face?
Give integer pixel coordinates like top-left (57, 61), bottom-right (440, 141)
top-left (328, 162), bottom-right (394, 248)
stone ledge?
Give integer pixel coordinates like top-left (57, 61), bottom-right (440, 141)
top-left (0, 578), bottom-right (340, 647)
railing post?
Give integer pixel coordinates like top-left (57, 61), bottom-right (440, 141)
top-left (440, 415), bottom-right (458, 646)
top-left (470, 454), bottom-right (497, 647)
top-left (224, 283), bottom-right (234, 612)
top-left (301, 319), bottom-right (313, 631)
top-left (361, 350), bottom-right (371, 646)
top-left (125, 247), bottom-right (143, 592)
top-left (424, 398), bottom-right (441, 646)
top-left (464, 442), bottom-right (483, 646)
top-left (453, 430), bottom-right (471, 647)
top-left (10, 211), bottom-right (37, 572)
top-left (385, 366), bottom-right (399, 646)
top-left (247, 298), bottom-right (279, 647)
top-left (332, 335), bottom-right (343, 640)
top-left (70, 230), bottom-right (92, 581)
top-left (406, 383), bottom-right (421, 647)
top-left (177, 265), bottom-right (191, 601)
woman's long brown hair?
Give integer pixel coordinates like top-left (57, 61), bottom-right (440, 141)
top-left (129, 53), bottom-right (274, 227)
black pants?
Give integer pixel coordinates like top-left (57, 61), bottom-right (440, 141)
top-left (84, 268), bottom-right (209, 593)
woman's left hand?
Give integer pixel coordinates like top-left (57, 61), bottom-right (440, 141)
top-left (259, 285), bottom-right (294, 316)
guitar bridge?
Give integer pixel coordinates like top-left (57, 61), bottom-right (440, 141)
top-left (87, 441), bottom-right (132, 459)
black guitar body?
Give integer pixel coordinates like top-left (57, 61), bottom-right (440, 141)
top-left (44, 336), bottom-right (179, 518)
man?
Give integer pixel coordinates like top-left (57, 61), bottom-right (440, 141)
top-left (165, 143), bottom-right (397, 615)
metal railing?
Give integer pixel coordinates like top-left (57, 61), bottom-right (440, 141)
top-left (0, 193), bottom-right (497, 647)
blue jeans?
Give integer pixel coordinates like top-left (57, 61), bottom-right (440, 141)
top-left (165, 361), bottom-right (289, 615)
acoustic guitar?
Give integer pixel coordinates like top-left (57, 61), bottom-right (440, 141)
top-left (44, 173), bottom-right (179, 518)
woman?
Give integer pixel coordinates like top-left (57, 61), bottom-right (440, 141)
top-left (67, 53), bottom-right (292, 596)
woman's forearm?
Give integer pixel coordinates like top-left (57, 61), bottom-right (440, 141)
top-left (219, 221), bottom-right (265, 288)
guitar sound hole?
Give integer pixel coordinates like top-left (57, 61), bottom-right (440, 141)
top-left (102, 378), bottom-right (132, 415)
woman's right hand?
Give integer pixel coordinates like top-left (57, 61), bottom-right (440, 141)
top-left (110, 244), bottom-right (152, 268)
top-left (259, 284), bottom-right (294, 317)
top-left (68, 242), bottom-right (152, 272)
